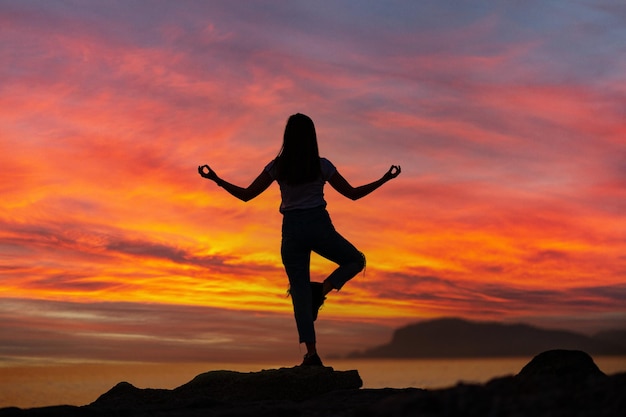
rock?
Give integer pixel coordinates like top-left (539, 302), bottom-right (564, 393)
top-left (90, 366), bottom-right (362, 411)
top-left (174, 365), bottom-right (362, 402)
top-left (90, 381), bottom-right (176, 411)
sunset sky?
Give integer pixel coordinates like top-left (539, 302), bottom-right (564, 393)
top-left (1, 0), bottom-right (625, 364)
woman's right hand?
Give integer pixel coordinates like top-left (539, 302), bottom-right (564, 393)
top-left (383, 165), bottom-right (401, 181)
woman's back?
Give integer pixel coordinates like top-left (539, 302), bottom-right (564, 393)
top-left (265, 157), bottom-right (336, 213)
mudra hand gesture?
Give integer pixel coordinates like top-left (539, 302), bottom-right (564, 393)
top-left (198, 164), bottom-right (219, 183)
top-left (383, 165), bottom-right (401, 181)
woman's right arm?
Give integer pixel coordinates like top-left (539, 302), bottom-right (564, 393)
top-left (198, 165), bottom-right (274, 202)
top-left (328, 165), bottom-right (401, 201)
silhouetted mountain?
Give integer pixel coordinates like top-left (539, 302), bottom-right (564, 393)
top-left (594, 330), bottom-right (626, 348)
top-left (348, 318), bottom-right (626, 358)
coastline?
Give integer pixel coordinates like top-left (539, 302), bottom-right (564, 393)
top-left (2, 355), bottom-right (626, 409)
top-left (1, 350), bottom-right (625, 417)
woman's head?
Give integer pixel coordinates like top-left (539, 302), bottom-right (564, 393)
top-left (283, 113), bottom-right (318, 157)
top-left (277, 113), bottom-right (321, 184)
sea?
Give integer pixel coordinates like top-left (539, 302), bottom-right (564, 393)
top-left (2, 357), bottom-right (626, 409)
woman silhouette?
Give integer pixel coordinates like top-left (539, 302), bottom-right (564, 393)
top-left (199, 113), bottom-right (400, 366)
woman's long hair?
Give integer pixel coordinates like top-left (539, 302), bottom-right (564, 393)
top-left (276, 113), bottom-right (321, 185)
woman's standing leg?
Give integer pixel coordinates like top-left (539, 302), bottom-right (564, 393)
top-left (281, 234), bottom-right (316, 345)
top-left (280, 212), bottom-right (321, 363)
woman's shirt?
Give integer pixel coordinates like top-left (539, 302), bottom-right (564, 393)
top-left (265, 157), bottom-right (337, 213)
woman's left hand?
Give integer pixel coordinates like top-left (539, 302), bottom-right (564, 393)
top-left (198, 164), bottom-right (219, 182)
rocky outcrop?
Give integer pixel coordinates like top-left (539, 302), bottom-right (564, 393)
top-left (1, 350), bottom-right (624, 417)
top-left (92, 365), bottom-right (362, 410)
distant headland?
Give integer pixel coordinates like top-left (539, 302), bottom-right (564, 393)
top-left (346, 317), bottom-right (626, 358)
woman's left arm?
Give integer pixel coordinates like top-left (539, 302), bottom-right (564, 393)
top-left (198, 165), bottom-right (274, 202)
top-left (328, 165), bottom-right (401, 201)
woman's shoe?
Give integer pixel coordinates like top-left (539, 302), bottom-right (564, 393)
top-left (310, 282), bottom-right (326, 321)
top-left (300, 352), bottom-right (324, 366)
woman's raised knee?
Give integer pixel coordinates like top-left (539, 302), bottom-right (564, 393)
top-left (356, 251), bottom-right (366, 272)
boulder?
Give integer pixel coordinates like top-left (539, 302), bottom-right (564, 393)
top-left (361, 350), bottom-right (626, 417)
top-left (516, 349), bottom-right (605, 381)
